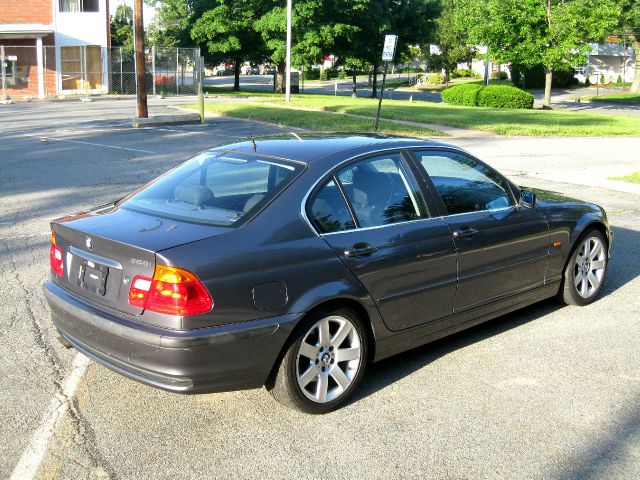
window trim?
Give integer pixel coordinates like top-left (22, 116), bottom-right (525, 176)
top-left (302, 147), bottom-right (436, 236)
top-left (406, 147), bottom-right (519, 218)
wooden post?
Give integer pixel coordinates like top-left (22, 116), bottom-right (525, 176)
top-left (133, 0), bottom-right (148, 118)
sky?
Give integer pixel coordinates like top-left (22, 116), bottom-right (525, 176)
top-left (109, 0), bottom-right (157, 27)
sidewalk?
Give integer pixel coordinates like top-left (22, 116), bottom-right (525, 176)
top-left (259, 102), bottom-right (494, 138)
top-left (446, 136), bottom-right (640, 195)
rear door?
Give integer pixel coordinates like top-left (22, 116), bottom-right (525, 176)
top-left (307, 151), bottom-right (458, 332)
top-left (410, 149), bottom-right (549, 312)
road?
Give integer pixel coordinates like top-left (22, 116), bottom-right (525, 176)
top-left (204, 73), bottom-right (440, 102)
top-left (0, 98), bottom-right (638, 479)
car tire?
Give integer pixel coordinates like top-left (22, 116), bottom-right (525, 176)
top-left (269, 307), bottom-right (368, 414)
top-left (560, 229), bottom-right (608, 306)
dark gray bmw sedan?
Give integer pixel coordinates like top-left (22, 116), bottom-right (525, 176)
top-left (44, 134), bottom-right (613, 413)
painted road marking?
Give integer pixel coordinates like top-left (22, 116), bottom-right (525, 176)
top-left (23, 133), bottom-right (155, 154)
top-left (10, 353), bottom-right (90, 480)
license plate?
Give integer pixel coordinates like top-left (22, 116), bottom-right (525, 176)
top-left (79, 260), bottom-right (108, 296)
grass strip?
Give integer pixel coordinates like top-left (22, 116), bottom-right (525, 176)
top-left (587, 93), bottom-right (640, 105)
top-left (191, 92), bottom-right (640, 136)
top-left (188, 101), bottom-right (444, 137)
top-left (609, 172), bottom-right (640, 184)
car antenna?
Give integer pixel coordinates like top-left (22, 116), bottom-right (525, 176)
top-left (290, 132), bottom-right (304, 142)
top-left (250, 132), bottom-right (257, 151)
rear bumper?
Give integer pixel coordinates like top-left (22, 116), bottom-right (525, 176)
top-left (44, 280), bottom-right (301, 393)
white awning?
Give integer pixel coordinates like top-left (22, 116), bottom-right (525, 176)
top-left (0, 24), bottom-right (54, 39)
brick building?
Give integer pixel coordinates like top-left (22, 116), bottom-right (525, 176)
top-left (1, 0), bottom-right (110, 99)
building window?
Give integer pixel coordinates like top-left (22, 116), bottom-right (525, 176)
top-left (59, 0), bottom-right (99, 12)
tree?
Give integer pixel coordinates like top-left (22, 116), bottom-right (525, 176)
top-left (146, 0), bottom-right (192, 47)
top-left (435, 0), bottom-right (475, 81)
top-left (110, 4), bottom-right (134, 52)
top-left (345, 0), bottom-right (440, 97)
top-left (191, 0), bottom-right (270, 90)
top-left (620, 1), bottom-right (640, 93)
top-left (460, 0), bottom-right (620, 107)
top-left (255, 1), bottom-right (361, 93)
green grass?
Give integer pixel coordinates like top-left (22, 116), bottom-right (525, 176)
top-left (189, 101), bottom-right (443, 137)
top-left (189, 93), bottom-right (640, 136)
top-left (609, 172), bottom-right (640, 184)
top-left (587, 93), bottom-right (640, 105)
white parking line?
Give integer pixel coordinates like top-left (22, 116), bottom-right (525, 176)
top-left (23, 133), bottom-right (155, 154)
top-left (10, 353), bottom-right (90, 480)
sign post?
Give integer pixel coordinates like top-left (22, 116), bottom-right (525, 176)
top-left (375, 34), bottom-right (398, 132)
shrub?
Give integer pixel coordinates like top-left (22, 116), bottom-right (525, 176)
top-left (616, 74), bottom-right (623, 86)
top-left (441, 83), bottom-right (484, 106)
top-left (476, 85), bottom-right (534, 109)
top-left (337, 69), bottom-right (347, 80)
top-left (302, 68), bottom-right (320, 81)
top-left (510, 64), bottom-right (578, 89)
top-left (452, 68), bottom-right (475, 78)
top-left (426, 73), bottom-right (445, 84)
top-left (319, 69), bottom-right (328, 81)
top-left (442, 83), bottom-right (533, 109)
top-left (490, 71), bottom-right (509, 80)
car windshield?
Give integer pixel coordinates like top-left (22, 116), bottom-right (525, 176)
top-left (121, 152), bottom-right (304, 227)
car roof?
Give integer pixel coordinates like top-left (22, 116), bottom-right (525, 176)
top-left (209, 133), bottom-right (456, 165)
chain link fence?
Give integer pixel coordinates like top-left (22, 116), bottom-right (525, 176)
top-left (1, 45), bottom-right (200, 100)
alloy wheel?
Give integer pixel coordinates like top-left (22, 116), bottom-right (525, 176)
top-left (295, 315), bottom-right (362, 403)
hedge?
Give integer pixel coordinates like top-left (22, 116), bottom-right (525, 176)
top-left (440, 83), bottom-right (484, 106)
top-left (441, 84), bottom-right (534, 109)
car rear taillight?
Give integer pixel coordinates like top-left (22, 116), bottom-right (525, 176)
top-left (50, 232), bottom-right (64, 277)
top-left (128, 265), bottom-right (213, 316)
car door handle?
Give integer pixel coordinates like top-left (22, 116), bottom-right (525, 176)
top-left (452, 227), bottom-right (479, 239)
top-left (344, 243), bottom-right (378, 258)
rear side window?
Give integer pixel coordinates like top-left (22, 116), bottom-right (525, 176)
top-left (337, 153), bottom-right (426, 228)
top-left (307, 152), bottom-right (428, 233)
top-left (309, 179), bottom-right (356, 233)
top-left (121, 152), bottom-right (303, 226)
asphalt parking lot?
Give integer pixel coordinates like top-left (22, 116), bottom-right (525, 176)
top-left (1, 98), bottom-right (639, 479)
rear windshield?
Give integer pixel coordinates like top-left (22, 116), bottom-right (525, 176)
top-left (121, 152), bottom-right (304, 226)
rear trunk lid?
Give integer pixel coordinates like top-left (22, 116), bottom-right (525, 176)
top-left (52, 203), bottom-right (229, 316)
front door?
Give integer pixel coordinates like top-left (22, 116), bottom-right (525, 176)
top-left (306, 152), bottom-right (458, 331)
top-left (412, 149), bottom-right (549, 312)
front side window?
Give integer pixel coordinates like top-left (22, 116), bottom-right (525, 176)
top-left (337, 153), bottom-right (426, 228)
top-left (416, 150), bottom-right (514, 215)
top-left (121, 152), bottom-right (303, 226)
top-left (59, 0), bottom-right (99, 12)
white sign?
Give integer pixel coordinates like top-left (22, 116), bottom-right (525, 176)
top-left (382, 34), bottom-right (398, 62)
top-left (7, 55), bottom-right (17, 61)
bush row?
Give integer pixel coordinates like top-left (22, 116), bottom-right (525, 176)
top-left (441, 83), bottom-right (534, 109)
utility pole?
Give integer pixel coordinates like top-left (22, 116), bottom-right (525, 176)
top-left (133, 0), bottom-right (148, 118)
top-left (285, 0), bottom-right (292, 102)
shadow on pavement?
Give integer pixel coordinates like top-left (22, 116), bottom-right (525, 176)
top-left (353, 225), bottom-right (640, 403)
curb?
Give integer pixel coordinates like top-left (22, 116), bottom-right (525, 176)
top-left (132, 113), bottom-right (202, 128)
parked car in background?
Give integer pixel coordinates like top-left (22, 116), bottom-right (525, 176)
top-left (44, 135), bottom-right (612, 413)
top-left (260, 64), bottom-right (276, 75)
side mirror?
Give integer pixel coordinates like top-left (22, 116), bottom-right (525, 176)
top-left (520, 190), bottom-right (536, 209)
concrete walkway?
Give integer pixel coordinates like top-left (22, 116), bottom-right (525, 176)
top-left (259, 102), bottom-right (495, 138)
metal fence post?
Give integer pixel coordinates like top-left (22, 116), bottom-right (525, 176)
top-left (119, 47), bottom-right (123, 94)
top-left (83, 46), bottom-right (89, 98)
top-left (152, 46), bottom-right (156, 98)
top-left (198, 54), bottom-right (204, 123)
top-left (176, 47), bottom-right (179, 95)
top-left (1, 46), bottom-right (7, 100)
